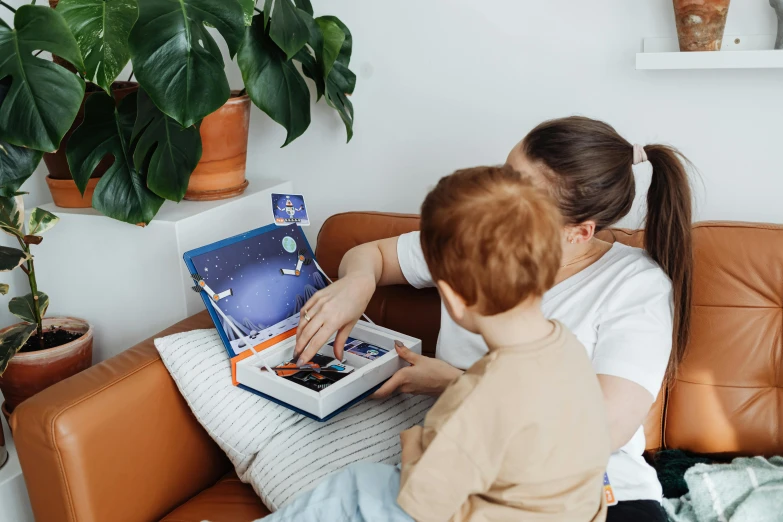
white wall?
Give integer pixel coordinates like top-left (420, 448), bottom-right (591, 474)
top-left (2, 0), bottom-right (782, 330)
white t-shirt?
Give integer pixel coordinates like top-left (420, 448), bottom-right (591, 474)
top-left (397, 231), bottom-right (673, 503)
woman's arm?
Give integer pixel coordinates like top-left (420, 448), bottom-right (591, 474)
top-left (294, 237), bottom-right (407, 362)
top-left (597, 375), bottom-right (655, 452)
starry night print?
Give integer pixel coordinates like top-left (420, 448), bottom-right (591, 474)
top-left (190, 225), bottom-right (326, 342)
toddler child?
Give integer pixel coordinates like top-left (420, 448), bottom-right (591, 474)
top-left (263, 166), bottom-right (610, 522)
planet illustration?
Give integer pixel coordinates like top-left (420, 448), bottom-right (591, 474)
top-left (282, 236), bottom-right (297, 253)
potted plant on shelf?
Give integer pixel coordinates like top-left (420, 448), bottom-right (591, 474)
top-left (0, 0), bottom-right (356, 225)
top-left (0, 194), bottom-right (93, 422)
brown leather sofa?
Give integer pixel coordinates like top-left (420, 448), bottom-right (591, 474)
top-left (10, 213), bottom-right (783, 522)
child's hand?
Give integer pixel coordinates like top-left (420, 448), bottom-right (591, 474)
top-left (371, 344), bottom-right (463, 398)
top-left (400, 425), bottom-right (424, 467)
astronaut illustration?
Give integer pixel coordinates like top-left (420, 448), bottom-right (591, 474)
top-left (281, 248), bottom-right (312, 276)
top-left (277, 197), bottom-right (304, 219)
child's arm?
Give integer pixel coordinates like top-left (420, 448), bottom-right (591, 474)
top-left (399, 426), bottom-right (424, 486)
top-left (397, 425), bottom-right (487, 522)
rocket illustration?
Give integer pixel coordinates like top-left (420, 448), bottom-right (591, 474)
top-left (281, 248), bottom-right (312, 276)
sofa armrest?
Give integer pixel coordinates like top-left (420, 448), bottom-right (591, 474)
top-left (10, 312), bottom-right (231, 522)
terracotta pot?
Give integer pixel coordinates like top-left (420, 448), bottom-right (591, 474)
top-left (673, 0), bottom-right (732, 52)
top-left (44, 82), bottom-right (138, 207)
top-left (185, 93), bottom-right (251, 201)
top-left (46, 176), bottom-right (99, 208)
top-left (0, 317), bottom-right (93, 416)
top-left (0, 419), bottom-right (6, 470)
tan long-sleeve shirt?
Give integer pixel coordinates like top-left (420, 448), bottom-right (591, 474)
top-left (397, 321), bottom-right (610, 522)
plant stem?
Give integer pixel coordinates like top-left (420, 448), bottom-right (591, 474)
top-left (26, 256), bottom-right (44, 348)
top-left (127, 70), bottom-right (134, 82)
top-left (0, 1), bottom-right (17, 14)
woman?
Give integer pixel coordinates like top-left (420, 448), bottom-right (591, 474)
top-left (295, 116), bottom-right (692, 522)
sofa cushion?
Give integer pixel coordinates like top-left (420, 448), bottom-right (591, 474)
top-left (154, 328), bottom-right (434, 512)
top-left (665, 222), bottom-right (783, 456)
top-left (161, 472), bottom-right (269, 522)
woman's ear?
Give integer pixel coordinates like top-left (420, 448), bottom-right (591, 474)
top-left (563, 220), bottom-right (596, 244)
top-left (436, 280), bottom-right (467, 322)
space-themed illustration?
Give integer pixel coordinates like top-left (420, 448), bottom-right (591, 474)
top-left (272, 193), bottom-right (310, 226)
top-left (189, 225), bottom-right (325, 354)
top-left (330, 338), bottom-right (389, 361)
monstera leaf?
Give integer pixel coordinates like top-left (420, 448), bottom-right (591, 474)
top-left (0, 78), bottom-right (42, 195)
top-left (298, 15), bottom-right (355, 141)
top-left (238, 0), bottom-right (254, 25)
top-left (0, 6), bottom-right (85, 152)
top-left (0, 323), bottom-right (36, 374)
top-left (0, 195), bottom-right (24, 238)
top-left (132, 89), bottom-right (202, 202)
top-left (295, 12), bottom-right (345, 100)
top-left (268, 0), bottom-right (309, 60)
top-left (0, 141), bottom-right (42, 197)
top-left (128, 0), bottom-right (246, 128)
top-left (9, 292), bottom-right (49, 325)
top-left (27, 208), bottom-right (59, 236)
top-left (67, 92), bottom-right (164, 225)
top-left (238, 14), bottom-right (311, 146)
top-left (0, 246), bottom-right (27, 272)
top-left (55, 0), bottom-right (139, 94)
top-left (323, 62), bottom-right (356, 142)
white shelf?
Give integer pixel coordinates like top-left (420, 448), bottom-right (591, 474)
top-left (636, 34), bottom-right (783, 70)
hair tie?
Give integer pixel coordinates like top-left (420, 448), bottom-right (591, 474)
top-left (632, 144), bottom-right (648, 165)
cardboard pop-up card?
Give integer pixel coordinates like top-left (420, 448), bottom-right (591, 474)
top-left (183, 224), bottom-right (421, 421)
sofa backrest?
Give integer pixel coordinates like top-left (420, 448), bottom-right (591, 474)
top-left (317, 212), bottom-right (783, 458)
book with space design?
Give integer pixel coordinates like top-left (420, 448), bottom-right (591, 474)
top-left (183, 224), bottom-right (422, 421)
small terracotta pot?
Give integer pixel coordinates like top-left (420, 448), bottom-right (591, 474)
top-left (44, 82), bottom-right (138, 207)
top-left (185, 93), bottom-right (251, 201)
top-left (0, 317), bottom-right (93, 417)
top-left (46, 176), bottom-right (99, 208)
top-left (673, 0), bottom-right (732, 52)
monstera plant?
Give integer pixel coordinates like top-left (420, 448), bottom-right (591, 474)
top-left (0, 0), bottom-right (356, 225)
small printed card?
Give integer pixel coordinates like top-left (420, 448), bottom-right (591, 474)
top-left (272, 193), bottom-right (310, 226)
top-left (603, 473), bottom-right (617, 506)
top-left (336, 338), bottom-right (389, 361)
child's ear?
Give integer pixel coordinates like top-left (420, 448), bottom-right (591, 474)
top-left (436, 280), bottom-right (467, 321)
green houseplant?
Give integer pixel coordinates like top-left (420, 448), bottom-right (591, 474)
top-left (0, 193), bottom-right (93, 419)
top-left (0, 0), bottom-right (356, 225)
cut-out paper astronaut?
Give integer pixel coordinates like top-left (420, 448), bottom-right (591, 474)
top-left (190, 274), bottom-right (259, 349)
top-left (281, 249), bottom-right (312, 276)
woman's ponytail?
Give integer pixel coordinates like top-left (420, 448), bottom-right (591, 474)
top-left (643, 144), bottom-right (693, 383)
top-left (522, 117), bottom-right (694, 384)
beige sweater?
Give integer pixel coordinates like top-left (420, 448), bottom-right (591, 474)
top-left (397, 321), bottom-right (610, 522)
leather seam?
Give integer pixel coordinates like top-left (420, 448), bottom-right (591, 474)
top-left (48, 354), bottom-right (163, 522)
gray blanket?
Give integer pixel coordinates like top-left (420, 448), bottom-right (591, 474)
top-left (663, 456), bottom-right (783, 522)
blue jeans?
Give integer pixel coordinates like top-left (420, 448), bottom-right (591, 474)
top-left (263, 462), bottom-right (414, 522)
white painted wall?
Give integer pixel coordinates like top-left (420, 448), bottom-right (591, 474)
top-left (2, 0), bottom-right (782, 331)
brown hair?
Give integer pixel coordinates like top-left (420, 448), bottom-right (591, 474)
top-left (420, 165), bottom-right (563, 316)
top-left (521, 116), bottom-right (693, 382)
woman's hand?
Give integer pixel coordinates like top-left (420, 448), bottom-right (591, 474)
top-left (371, 343), bottom-right (463, 398)
top-left (294, 272), bottom-right (376, 364)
